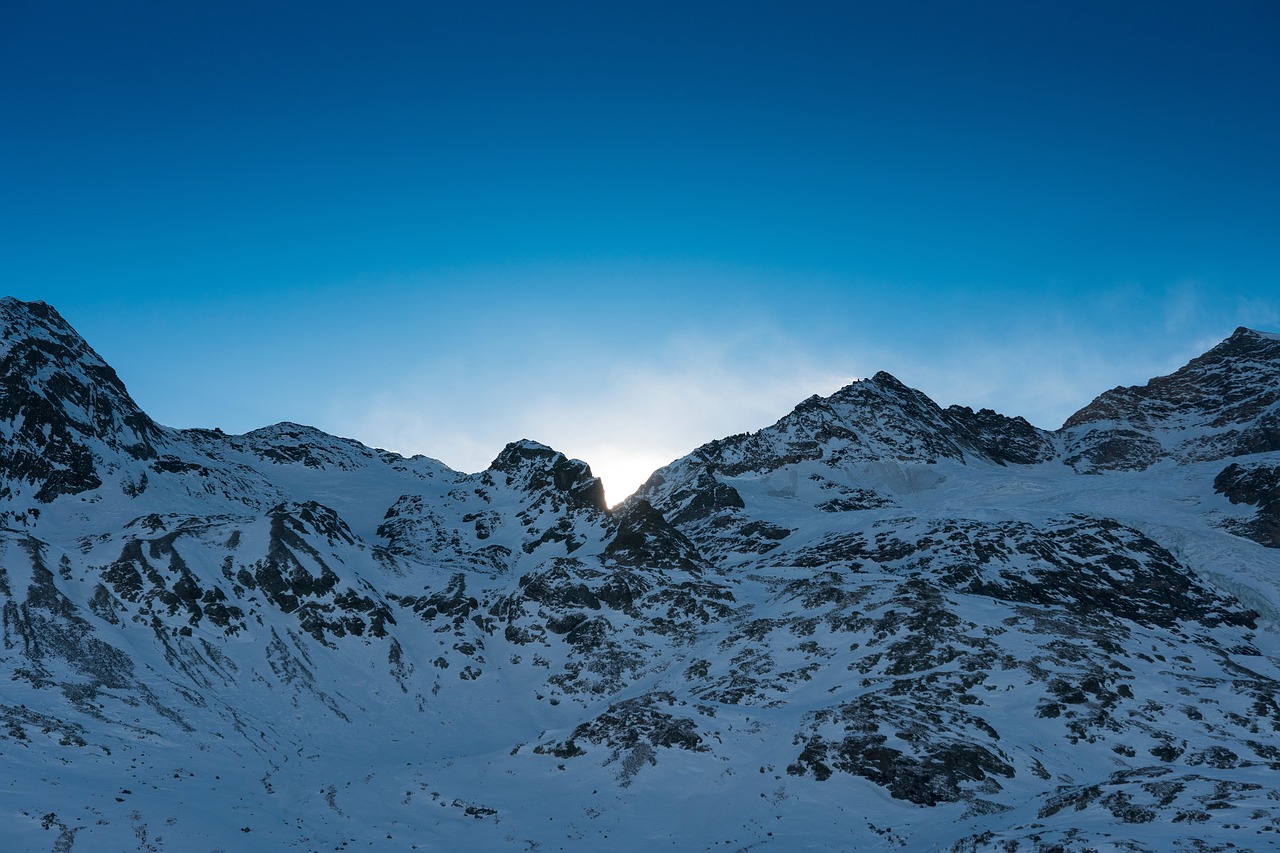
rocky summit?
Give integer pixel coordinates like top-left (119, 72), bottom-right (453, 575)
top-left (2, 297), bottom-right (1280, 852)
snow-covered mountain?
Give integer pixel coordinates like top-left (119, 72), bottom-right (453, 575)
top-left (3, 297), bottom-right (1279, 852)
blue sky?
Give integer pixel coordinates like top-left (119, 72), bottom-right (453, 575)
top-left (3, 1), bottom-right (1278, 501)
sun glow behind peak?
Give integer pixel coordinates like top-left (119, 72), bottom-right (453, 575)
top-left (332, 325), bottom-right (855, 507)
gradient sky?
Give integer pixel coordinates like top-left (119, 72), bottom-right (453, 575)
top-left (3, 1), bottom-right (1278, 502)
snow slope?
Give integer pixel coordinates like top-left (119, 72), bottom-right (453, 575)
top-left (2, 297), bottom-right (1280, 852)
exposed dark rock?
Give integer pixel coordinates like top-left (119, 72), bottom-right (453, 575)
top-left (489, 440), bottom-right (608, 512)
top-left (1214, 461), bottom-right (1280, 547)
top-left (1062, 326), bottom-right (1280, 468)
top-left (3, 301), bottom-right (1280, 849)
top-left (1063, 429), bottom-right (1165, 473)
top-left (0, 299), bottom-right (160, 502)
top-left (943, 404), bottom-right (1057, 465)
top-left (537, 692), bottom-right (709, 784)
top-left (604, 498), bottom-right (705, 571)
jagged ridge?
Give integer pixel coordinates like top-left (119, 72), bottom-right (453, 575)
top-left (2, 297), bottom-right (1279, 852)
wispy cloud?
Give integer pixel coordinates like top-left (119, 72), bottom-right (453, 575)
top-left (332, 327), bottom-right (851, 504)
top-left (323, 270), bottom-right (1271, 505)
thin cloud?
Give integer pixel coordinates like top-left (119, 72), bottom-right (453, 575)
top-left (326, 276), bottom-right (1268, 504)
top-left (333, 328), bottom-right (851, 504)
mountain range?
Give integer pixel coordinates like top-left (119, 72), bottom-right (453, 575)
top-left (2, 296), bottom-right (1279, 852)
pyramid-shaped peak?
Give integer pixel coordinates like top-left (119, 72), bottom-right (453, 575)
top-left (0, 297), bottom-right (160, 502)
top-left (1230, 326), bottom-right (1280, 342)
top-left (1064, 326), bottom-right (1280, 432)
top-left (870, 370), bottom-right (907, 386)
top-left (0, 298), bottom-right (83, 338)
top-left (1206, 326), bottom-right (1280, 357)
top-left (0, 297), bottom-right (145, 413)
top-left (816, 371), bottom-right (906, 393)
top-left (821, 371), bottom-right (925, 403)
top-left (1, 297), bottom-right (96, 357)
top-left (0, 296), bottom-right (56, 314)
top-left (1059, 326), bottom-right (1280, 470)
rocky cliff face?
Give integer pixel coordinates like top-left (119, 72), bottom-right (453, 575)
top-left (2, 297), bottom-right (1279, 852)
top-left (1061, 327), bottom-right (1280, 472)
top-left (0, 299), bottom-right (161, 504)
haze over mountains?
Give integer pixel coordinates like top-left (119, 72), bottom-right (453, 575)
top-left (2, 296), bottom-right (1279, 851)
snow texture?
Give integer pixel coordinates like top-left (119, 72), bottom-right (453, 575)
top-left (3, 297), bottom-right (1280, 852)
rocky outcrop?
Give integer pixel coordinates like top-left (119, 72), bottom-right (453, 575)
top-left (0, 299), bottom-right (161, 502)
top-left (1215, 461), bottom-right (1280, 547)
top-left (2, 299), bottom-right (1279, 852)
top-left (1062, 327), bottom-right (1280, 471)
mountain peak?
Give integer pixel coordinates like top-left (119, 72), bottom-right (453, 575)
top-left (1231, 326), bottom-right (1280, 342)
top-left (0, 296), bottom-right (56, 313)
top-left (488, 439), bottom-right (607, 512)
top-left (1, 297), bottom-right (92, 357)
top-left (0, 295), bottom-right (54, 314)
top-left (489, 439), bottom-right (563, 471)
top-left (869, 369), bottom-right (906, 387)
top-left (4, 300), bottom-right (1280, 851)
top-left (0, 296), bottom-right (160, 502)
top-left (1064, 326), bottom-right (1280, 430)
top-left (1060, 326), bottom-right (1280, 471)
